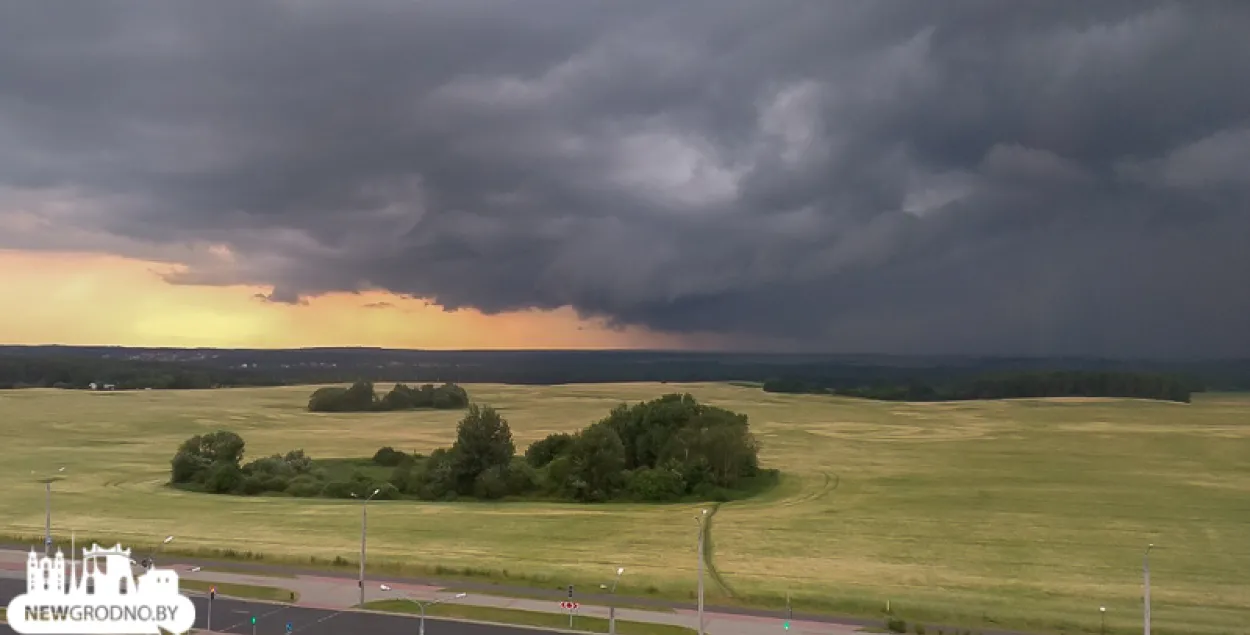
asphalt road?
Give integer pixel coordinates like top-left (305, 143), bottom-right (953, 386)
top-left (0, 578), bottom-right (556, 635)
top-left (0, 541), bottom-right (855, 628)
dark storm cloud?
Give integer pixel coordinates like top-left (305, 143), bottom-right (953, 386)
top-left (2, 0), bottom-right (1248, 356)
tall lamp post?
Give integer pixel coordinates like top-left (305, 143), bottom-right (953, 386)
top-left (351, 488), bottom-right (381, 607)
top-left (1100, 606), bottom-right (1106, 635)
top-left (33, 467), bottom-right (66, 556)
top-left (131, 536), bottom-right (174, 572)
top-left (1143, 544), bottom-right (1153, 635)
top-left (147, 535), bottom-right (174, 569)
top-left (379, 584), bottom-right (467, 635)
top-left (599, 567), bottom-right (626, 635)
top-left (695, 509), bottom-right (708, 635)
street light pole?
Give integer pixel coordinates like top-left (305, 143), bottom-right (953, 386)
top-left (148, 535), bottom-right (174, 569)
top-left (44, 481), bottom-right (51, 556)
top-left (380, 584), bottom-right (467, 635)
top-left (35, 467), bottom-right (66, 557)
top-left (1143, 544), bottom-right (1153, 635)
top-left (1100, 606), bottom-right (1106, 635)
top-left (353, 488), bottom-right (380, 607)
top-left (600, 567), bottom-right (626, 635)
top-left (696, 509), bottom-right (708, 635)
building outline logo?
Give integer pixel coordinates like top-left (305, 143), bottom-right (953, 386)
top-left (5, 543), bottom-right (196, 634)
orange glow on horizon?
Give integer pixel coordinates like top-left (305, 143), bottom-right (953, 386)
top-left (0, 250), bottom-right (719, 350)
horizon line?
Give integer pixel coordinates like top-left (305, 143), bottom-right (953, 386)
top-left (0, 343), bottom-right (1246, 363)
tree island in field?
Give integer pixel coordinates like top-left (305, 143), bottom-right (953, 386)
top-left (170, 393), bottom-right (777, 503)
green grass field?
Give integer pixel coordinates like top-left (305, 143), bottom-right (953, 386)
top-left (1, 384), bottom-right (1247, 635)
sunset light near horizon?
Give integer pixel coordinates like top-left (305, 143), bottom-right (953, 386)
top-left (0, 250), bottom-right (715, 350)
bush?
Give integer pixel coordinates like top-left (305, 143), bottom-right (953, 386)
top-left (372, 446), bottom-right (408, 467)
top-left (243, 456), bottom-right (291, 477)
top-left (261, 474), bottom-right (291, 492)
top-left (204, 462), bottom-right (243, 494)
top-left (626, 467), bottom-right (686, 501)
top-left (505, 458), bottom-right (539, 495)
top-left (410, 448), bottom-right (457, 500)
top-left (170, 451), bottom-right (209, 484)
top-left (286, 476), bottom-right (323, 497)
top-left (541, 455), bottom-right (574, 495)
top-left (886, 617), bottom-right (907, 633)
top-left (525, 432), bottom-right (573, 468)
top-left (692, 481), bottom-right (732, 502)
top-left (239, 476), bottom-right (267, 496)
top-left (914, 624), bottom-right (926, 635)
top-left (473, 465), bottom-right (509, 500)
top-left (320, 480), bottom-right (357, 499)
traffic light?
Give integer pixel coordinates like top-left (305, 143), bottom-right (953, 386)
top-left (286, 622), bottom-right (293, 633)
top-left (567, 585), bottom-right (574, 599)
top-left (783, 621), bottom-right (790, 631)
top-left (250, 616), bottom-right (257, 625)
top-left (209, 586), bottom-right (216, 601)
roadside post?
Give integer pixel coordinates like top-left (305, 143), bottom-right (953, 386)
top-left (560, 600), bottom-right (581, 630)
top-left (600, 566), bottom-right (625, 635)
top-left (784, 592), bottom-right (792, 630)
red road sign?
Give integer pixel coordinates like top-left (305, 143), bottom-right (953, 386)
top-left (560, 601), bottom-right (579, 610)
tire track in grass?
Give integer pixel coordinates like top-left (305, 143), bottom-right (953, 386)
top-left (702, 503), bottom-right (737, 598)
top-left (704, 472), bottom-right (840, 598)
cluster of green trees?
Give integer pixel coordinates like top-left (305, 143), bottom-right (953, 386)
top-left (172, 394), bottom-right (773, 504)
top-left (380, 394), bottom-right (771, 503)
top-left (307, 381), bottom-right (469, 412)
top-left (169, 430), bottom-right (397, 499)
top-left (763, 370), bottom-right (1194, 403)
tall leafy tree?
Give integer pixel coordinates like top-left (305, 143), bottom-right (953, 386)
top-left (450, 405), bottom-right (515, 493)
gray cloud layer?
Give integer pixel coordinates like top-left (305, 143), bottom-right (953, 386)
top-left (2, 1), bottom-right (1248, 356)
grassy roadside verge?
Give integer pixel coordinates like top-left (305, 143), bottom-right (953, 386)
top-left (439, 587), bottom-right (676, 613)
top-left (180, 579), bottom-right (298, 603)
top-left (1, 532), bottom-right (701, 606)
top-left (193, 565), bottom-right (296, 578)
top-left (0, 533), bottom-right (874, 626)
top-left (363, 600), bottom-right (696, 635)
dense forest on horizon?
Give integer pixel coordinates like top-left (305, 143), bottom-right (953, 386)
top-left (762, 370), bottom-right (1196, 403)
top-left (0, 345), bottom-right (1248, 393)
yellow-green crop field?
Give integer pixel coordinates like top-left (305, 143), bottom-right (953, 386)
top-left (1, 384), bottom-right (1247, 635)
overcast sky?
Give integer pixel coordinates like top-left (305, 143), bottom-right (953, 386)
top-left (1, 1), bottom-right (1248, 357)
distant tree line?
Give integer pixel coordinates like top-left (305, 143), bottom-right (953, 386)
top-left (307, 381), bottom-right (469, 412)
top-left (0, 355), bottom-right (281, 390)
top-left (5, 348), bottom-right (1248, 392)
top-left (170, 394), bottom-right (775, 503)
top-left (763, 370), bottom-right (1194, 403)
